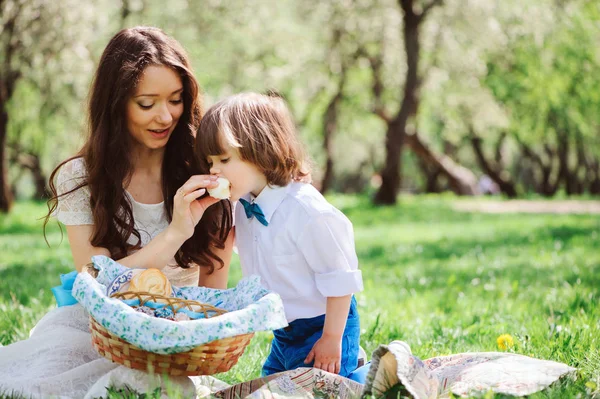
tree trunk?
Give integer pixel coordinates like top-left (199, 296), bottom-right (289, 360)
top-left (321, 158), bottom-right (334, 194)
top-left (0, 4), bottom-right (19, 212)
top-left (0, 104), bottom-right (12, 212)
top-left (121, 0), bottom-right (131, 27)
top-left (320, 83), bottom-right (345, 194)
top-left (29, 154), bottom-right (47, 200)
top-left (520, 143), bottom-right (557, 196)
top-left (516, 157), bottom-right (537, 194)
top-left (589, 159), bottom-right (600, 195)
top-left (375, 118), bottom-right (405, 204)
top-left (470, 135), bottom-right (517, 197)
top-left (554, 131), bottom-right (571, 195)
top-left (374, 3), bottom-right (421, 205)
top-left (406, 132), bottom-right (478, 195)
top-left (494, 132), bottom-right (507, 167)
top-left (418, 158), bottom-right (442, 193)
top-left (567, 133), bottom-right (588, 195)
top-left (7, 140), bottom-right (48, 201)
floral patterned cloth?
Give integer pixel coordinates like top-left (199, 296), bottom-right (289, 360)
top-left (213, 367), bottom-right (363, 399)
top-left (72, 255), bottom-right (288, 354)
top-left (362, 340), bottom-right (576, 398)
top-left (210, 341), bottom-right (575, 399)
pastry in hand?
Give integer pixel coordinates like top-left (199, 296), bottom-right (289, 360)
top-left (128, 268), bottom-right (172, 297)
top-left (207, 177), bottom-right (231, 199)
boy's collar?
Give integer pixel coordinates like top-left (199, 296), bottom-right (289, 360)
top-left (244, 184), bottom-right (289, 224)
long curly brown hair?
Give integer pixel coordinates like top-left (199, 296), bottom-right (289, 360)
top-left (44, 27), bottom-right (232, 273)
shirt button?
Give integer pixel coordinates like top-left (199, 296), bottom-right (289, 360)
top-left (254, 236), bottom-right (258, 242)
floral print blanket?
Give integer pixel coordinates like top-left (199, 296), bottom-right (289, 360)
top-left (211, 341), bottom-right (574, 398)
top-left (362, 341), bottom-right (575, 398)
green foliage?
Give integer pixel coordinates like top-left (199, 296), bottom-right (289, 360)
top-left (1, 198), bottom-right (599, 397)
top-left (2, 0), bottom-right (121, 199)
top-left (484, 1), bottom-right (600, 151)
top-left (4, 0), bottom-right (600, 199)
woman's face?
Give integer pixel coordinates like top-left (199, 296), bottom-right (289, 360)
top-left (126, 65), bottom-right (184, 152)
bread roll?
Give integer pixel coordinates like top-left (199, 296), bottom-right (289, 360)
top-left (207, 177), bottom-right (231, 199)
top-left (128, 268), bottom-right (172, 297)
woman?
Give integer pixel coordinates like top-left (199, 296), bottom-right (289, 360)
top-left (0, 27), bottom-right (233, 398)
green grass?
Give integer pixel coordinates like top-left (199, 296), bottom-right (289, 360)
top-left (0, 196), bottom-right (599, 398)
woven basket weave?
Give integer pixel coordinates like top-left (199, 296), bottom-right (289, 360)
top-left (85, 265), bottom-right (254, 376)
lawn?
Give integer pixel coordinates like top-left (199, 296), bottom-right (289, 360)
top-left (0, 196), bottom-right (598, 398)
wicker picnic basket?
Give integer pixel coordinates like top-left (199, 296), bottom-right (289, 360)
top-left (85, 266), bottom-right (254, 376)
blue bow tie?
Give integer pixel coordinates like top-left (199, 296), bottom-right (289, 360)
top-left (239, 198), bottom-right (269, 226)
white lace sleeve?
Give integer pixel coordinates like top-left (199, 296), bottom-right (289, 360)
top-left (54, 158), bottom-right (94, 225)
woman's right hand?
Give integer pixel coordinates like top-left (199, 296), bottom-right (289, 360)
top-left (169, 175), bottom-right (220, 241)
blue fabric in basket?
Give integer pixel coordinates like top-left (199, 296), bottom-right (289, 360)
top-left (51, 271), bottom-right (79, 307)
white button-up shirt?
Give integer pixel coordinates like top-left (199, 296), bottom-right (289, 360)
top-left (235, 182), bottom-right (363, 322)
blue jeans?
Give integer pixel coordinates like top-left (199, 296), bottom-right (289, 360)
top-left (262, 296), bottom-right (360, 378)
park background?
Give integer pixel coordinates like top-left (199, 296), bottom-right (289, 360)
top-left (0, 0), bottom-right (599, 397)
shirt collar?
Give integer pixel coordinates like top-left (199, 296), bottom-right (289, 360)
top-left (245, 184), bottom-right (288, 224)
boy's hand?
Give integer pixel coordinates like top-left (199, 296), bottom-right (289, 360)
top-left (304, 334), bottom-right (342, 374)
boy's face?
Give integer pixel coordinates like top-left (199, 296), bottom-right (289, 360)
top-left (206, 144), bottom-right (267, 201)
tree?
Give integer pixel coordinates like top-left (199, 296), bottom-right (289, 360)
top-left (414, 0), bottom-right (518, 197)
top-left (484, 0), bottom-right (600, 195)
top-left (0, 0), bottom-right (97, 211)
top-left (374, 0), bottom-right (444, 204)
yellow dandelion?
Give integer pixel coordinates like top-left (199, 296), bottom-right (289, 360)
top-left (497, 334), bottom-right (514, 350)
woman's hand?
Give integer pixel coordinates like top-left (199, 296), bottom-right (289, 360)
top-left (169, 175), bottom-right (220, 241)
top-left (75, 175), bottom-right (221, 271)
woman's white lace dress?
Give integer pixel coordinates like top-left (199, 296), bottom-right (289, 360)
top-left (0, 158), bottom-right (212, 398)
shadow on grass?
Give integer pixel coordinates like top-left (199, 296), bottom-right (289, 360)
top-left (360, 222), bottom-right (597, 261)
top-left (358, 223), bottom-right (600, 291)
top-left (340, 196), bottom-right (479, 226)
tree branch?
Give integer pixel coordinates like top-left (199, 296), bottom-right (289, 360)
top-left (399, 0), bottom-right (414, 16)
top-left (7, 142), bottom-right (37, 171)
top-left (494, 131), bottom-right (507, 167)
top-left (405, 131), bottom-right (479, 195)
top-left (422, 22), bottom-right (443, 78)
top-left (358, 46), bottom-right (392, 123)
top-left (420, 0), bottom-right (444, 19)
top-left (298, 86), bottom-right (327, 128)
top-left (470, 130), bottom-right (517, 197)
top-left (520, 142), bottom-right (545, 169)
